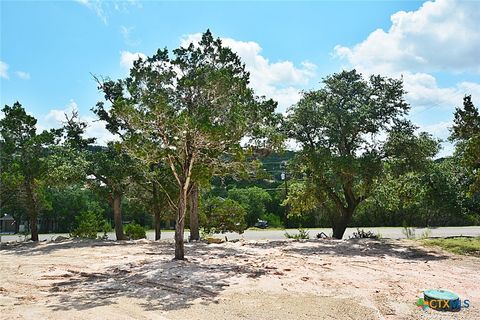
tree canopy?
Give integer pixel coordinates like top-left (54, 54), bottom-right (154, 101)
top-left (286, 70), bottom-right (439, 238)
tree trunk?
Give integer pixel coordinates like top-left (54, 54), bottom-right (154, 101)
top-left (175, 187), bottom-right (187, 260)
top-left (332, 219), bottom-right (348, 239)
top-left (30, 215), bottom-right (39, 242)
top-left (154, 210), bottom-right (161, 241)
top-left (153, 183), bottom-right (162, 240)
top-left (331, 207), bottom-right (354, 239)
top-left (113, 192), bottom-right (126, 240)
top-left (189, 184), bottom-right (200, 241)
top-left (24, 180), bottom-right (39, 241)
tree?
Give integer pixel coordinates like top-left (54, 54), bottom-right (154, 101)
top-left (287, 70), bottom-right (438, 239)
top-left (188, 184), bottom-right (200, 241)
top-left (94, 30), bottom-right (279, 259)
top-left (450, 95), bottom-right (480, 195)
top-left (227, 186), bottom-right (272, 226)
top-left (200, 197), bottom-right (246, 234)
top-left (0, 102), bottom-right (58, 241)
top-left (128, 161), bottom-right (177, 240)
top-left (87, 143), bottom-right (138, 240)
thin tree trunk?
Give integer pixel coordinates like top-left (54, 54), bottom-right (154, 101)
top-left (30, 215), bottom-right (39, 241)
top-left (189, 184), bottom-right (200, 241)
top-left (175, 188), bottom-right (187, 259)
top-left (154, 211), bottom-right (161, 240)
top-left (153, 182), bottom-right (162, 240)
top-left (113, 192), bottom-right (126, 240)
top-left (24, 180), bottom-right (39, 242)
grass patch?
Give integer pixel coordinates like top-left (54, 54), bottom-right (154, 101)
top-left (422, 237), bottom-right (480, 256)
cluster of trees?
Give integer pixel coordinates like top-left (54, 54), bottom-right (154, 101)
top-left (1, 30), bottom-right (478, 259)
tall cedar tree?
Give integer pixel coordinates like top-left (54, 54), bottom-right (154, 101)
top-left (451, 95), bottom-right (480, 194)
top-left (0, 102), bottom-right (58, 241)
top-left (93, 30), bottom-right (279, 259)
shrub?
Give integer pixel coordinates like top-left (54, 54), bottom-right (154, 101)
top-left (402, 225), bottom-right (416, 239)
top-left (100, 221), bottom-right (112, 240)
top-left (260, 212), bottom-right (283, 228)
top-left (351, 228), bottom-right (380, 239)
top-left (124, 223), bottom-right (146, 240)
top-left (285, 228), bottom-right (309, 239)
top-left (201, 197), bottom-right (247, 234)
top-left (70, 210), bottom-right (100, 239)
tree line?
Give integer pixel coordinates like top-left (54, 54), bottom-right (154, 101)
top-left (1, 30), bottom-right (479, 259)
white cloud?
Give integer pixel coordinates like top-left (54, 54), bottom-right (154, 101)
top-left (334, 0), bottom-right (480, 157)
top-left (75, 0), bottom-right (141, 25)
top-left (15, 71), bottom-right (31, 80)
top-left (75, 0), bottom-right (107, 25)
top-left (42, 100), bottom-right (116, 145)
top-left (334, 0), bottom-right (480, 75)
top-left (0, 61), bottom-right (9, 79)
top-left (181, 33), bottom-right (317, 111)
top-left (120, 51), bottom-right (147, 71)
top-left (120, 25), bottom-right (140, 46)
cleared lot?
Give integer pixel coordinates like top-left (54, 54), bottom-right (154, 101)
top-left (1, 238), bottom-right (479, 319)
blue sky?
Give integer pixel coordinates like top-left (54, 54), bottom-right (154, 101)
top-left (1, 0), bottom-right (479, 156)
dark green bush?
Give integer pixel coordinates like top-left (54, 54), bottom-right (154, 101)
top-left (124, 223), bottom-right (146, 240)
top-left (70, 210), bottom-right (100, 239)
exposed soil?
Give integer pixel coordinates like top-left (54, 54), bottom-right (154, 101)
top-left (1, 238), bottom-right (478, 319)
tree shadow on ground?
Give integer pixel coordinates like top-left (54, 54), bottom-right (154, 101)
top-left (243, 238), bottom-right (449, 262)
top-left (1, 238), bottom-right (450, 313)
top-left (0, 238), bottom-right (132, 255)
top-left (10, 241), bottom-right (274, 313)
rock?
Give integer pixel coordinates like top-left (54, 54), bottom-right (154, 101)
top-left (206, 237), bottom-right (224, 244)
top-left (54, 236), bottom-right (69, 242)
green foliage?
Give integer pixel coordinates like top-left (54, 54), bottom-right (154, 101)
top-left (282, 181), bottom-right (319, 217)
top-left (227, 186), bottom-right (272, 226)
top-left (70, 210), bottom-right (101, 239)
top-left (350, 228), bottom-right (380, 239)
top-left (422, 237), bottom-right (480, 256)
top-left (0, 102), bottom-right (59, 240)
top-left (93, 29), bottom-right (281, 258)
top-left (287, 69), bottom-right (439, 239)
top-left (101, 220), bottom-right (112, 238)
top-left (284, 228), bottom-right (310, 240)
top-left (201, 197), bottom-right (246, 234)
top-left (260, 212), bottom-right (283, 228)
top-left (450, 95), bottom-right (480, 196)
top-left (124, 223), bottom-right (146, 239)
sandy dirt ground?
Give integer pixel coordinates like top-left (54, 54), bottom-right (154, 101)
top-left (1, 238), bottom-right (479, 320)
